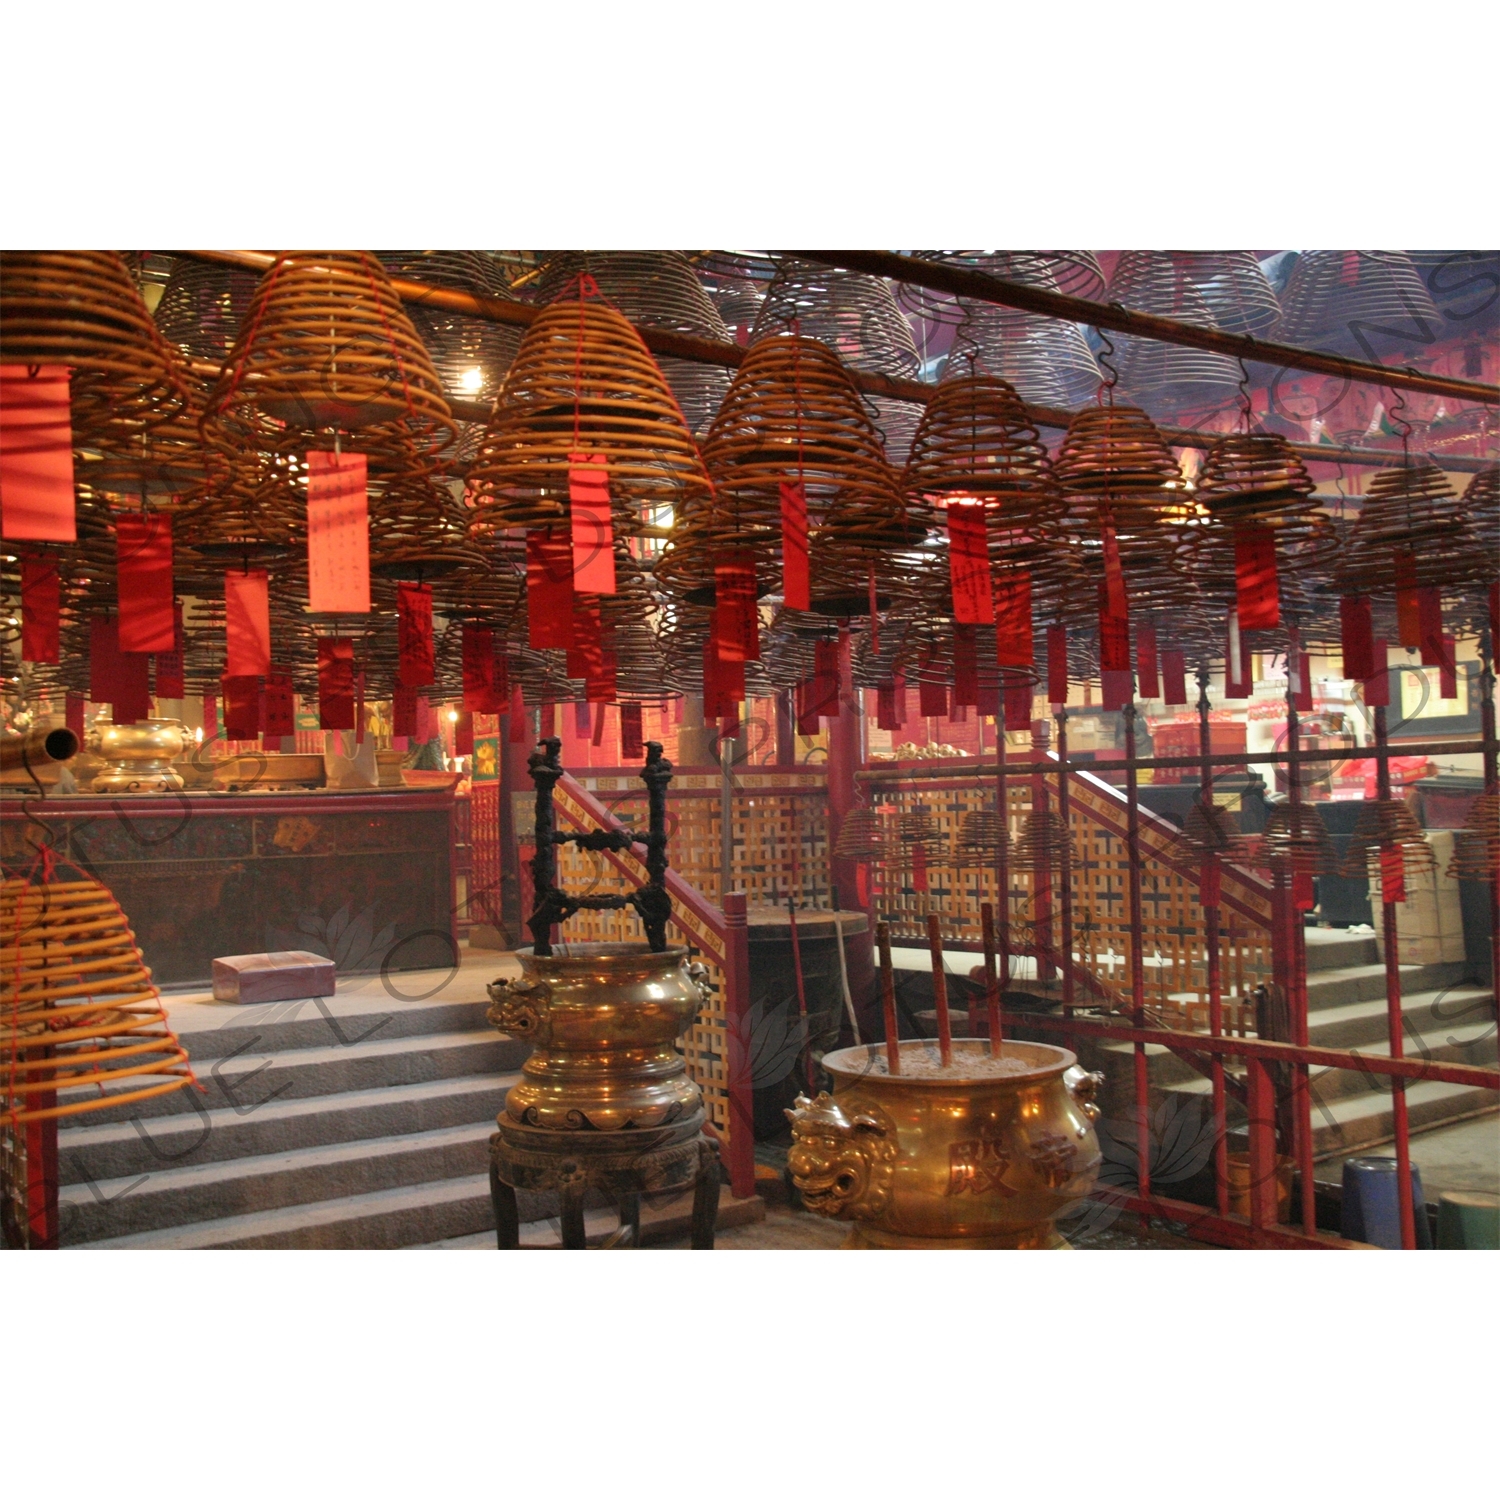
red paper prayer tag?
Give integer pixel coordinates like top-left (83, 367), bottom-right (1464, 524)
top-left (1136, 624), bottom-right (1160, 700)
top-left (1416, 587), bottom-right (1444, 667)
top-left (779, 480), bottom-right (810, 611)
top-left (1004, 681), bottom-right (1031, 731)
top-left (945, 500), bottom-right (993, 624)
top-left (911, 844), bottom-right (928, 893)
top-left (225, 569), bottom-right (271, 677)
top-left (714, 551), bottom-right (760, 663)
top-left (574, 700), bottom-right (592, 738)
top-left (0, 365), bottom-right (75, 541)
top-left (1380, 846), bottom-right (1405, 906)
top-left (620, 701), bottom-right (644, 759)
top-left (1393, 551), bottom-right (1421, 650)
top-left (592, 701), bottom-right (608, 744)
top-left (1160, 648), bottom-right (1187, 706)
top-left (115, 510), bottom-right (175, 653)
top-left (877, 684), bottom-right (900, 730)
top-left (568, 595), bottom-right (604, 683)
top-left (393, 683), bottom-right (418, 739)
top-left (66, 692), bottom-right (85, 738)
top-left (953, 624), bottom-right (979, 706)
top-left (154, 604), bottom-right (185, 699)
top-left (1340, 595), bottom-right (1375, 682)
top-left (538, 703), bottom-right (556, 740)
top-left (527, 527), bottom-right (574, 649)
top-left (1291, 651), bottom-right (1313, 712)
top-left (455, 711), bottom-right (475, 757)
top-left (317, 637), bottom-right (355, 730)
top-left (20, 556), bottom-right (59, 663)
top-left (306, 451), bottom-right (370, 613)
top-left (397, 582), bottom-right (435, 687)
top-left (222, 675), bottom-right (261, 739)
top-left (1101, 522), bottom-right (1127, 620)
top-left (262, 671), bottom-right (295, 740)
top-left (1199, 858), bottom-right (1222, 908)
top-left (1101, 669), bottom-right (1132, 712)
top-left (462, 623), bottom-right (502, 714)
top-left (1233, 525), bottom-right (1279, 632)
top-left (994, 570), bottom-right (1032, 667)
top-left (1046, 625), bottom-right (1068, 706)
top-left (918, 675), bottom-right (948, 719)
top-left (568, 453), bottom-right (616, 595)
top-left (1293, 870), bottom-right (1316, 911)
top-left (89, 616), bottom-right (149, 723)
top-left (1440, 634), bottom-right (1458, 700)
top-left (1098, 583), bottom-right (1131, 673)
top-left (1364, 639), bottom-right (1390, 707)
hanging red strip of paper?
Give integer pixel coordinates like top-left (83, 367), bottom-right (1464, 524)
top-left (1339, 595), bottom-right (1375, 682)
top-left (0, 365), bottom-right (75, 541)
top-left (1416, 587), bottom-right (1445, 667)
top-left (527, 527), bottom-right (574, 649)
top-left (1135, 624), bottom-right (1160, 700)
top-left (779, 480), bottom-right (811, 611)
top-left (90, 617), bottom-right (151, 724)
top-left (1101, 521), bottom-right (1128, 621)
top-left (1393, 551), bottom-right (1421, 650)
top-left (154, 603), bottom-right (185, 699)
top-left (116, 510), bottom-right (175, 653)
top-left (620, 702), bottom-right (644, 759)
top-left (1439, 634), bottom-right (1458, 699)
top-left (462, 623), bottom-right (502, 713)
top-left (393, 683), bottom-right (419, 739)
top-left (318, 637), bottom-right (355, 730)
top-left (66, 692), bottom-right (85, 738)
top-left (1160, 648), bottom-right (1187, 707)
top-left (455, 712), bottom-right (475, 757)
top-left (20, 556), bottom-right (59, 663)
top-left (1004, 680), bottom-right (1032, 731)
top-left (1046, 625), bottom-right (1068, 706)
top-left (1233, 525), bottom-right (1279, 631)
top-left (568, 452), bottom-right (616, 594)
top-left (714, 551), bottom-right (760, 663)
top-left (225, 569), bottom-right (271, 677)
top-left (222, 675), bottom-right (262, 739)
top-left (262, 671), bottom-right (295, 740)
top-left (1365, 639), bottom-right (1391, 707)
top-left (397, 582), bottom-right (435, 687)
top-left (953, 624), bottom-right (979, 706)
top-left (1380, 846), bottom-right (1406, 905)
top-left (1290, 651), bottom-right (1313, 712)
top-left (306, 450), bottom-right (370, 613)
top-left (994, 570), bottom-right (1032, 667)
top-left (946, 500), bottom-right (993, 624)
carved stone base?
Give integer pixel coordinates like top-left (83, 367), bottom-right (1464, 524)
top-left (488, 1113), bottom-right (720, 1250)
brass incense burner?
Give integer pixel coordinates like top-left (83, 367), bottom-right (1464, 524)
top-left (787, 1038), bottom-right (1103, 1249)
top-left (483, 736), bottom-right (720, 1248)
top-left (488, 943), bottom-right (710, 1131)
top-left (88, 717), bottom-right (189, 794)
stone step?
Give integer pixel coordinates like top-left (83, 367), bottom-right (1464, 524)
top-left (55, 1029), bottom-right (529, 1123)
top-left (60, 1120), bottom-right (499, 1243)
top-left (78, 1173), bottom-right (758, 1250)
top-left (56, 1073), bottom-right (518, 1185)
top-left (1303, 928), bottom-right (1379, 972)
top-left (1305, 960), bottom-right (1469, 1011)
top-left (1306, 986), bottom-right (1496, 1054)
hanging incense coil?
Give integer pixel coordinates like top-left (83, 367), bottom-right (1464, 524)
top-left (153, 256), bottom-right (259, 363)
top-left (0, 251), bottom-right (190, 445)
top-left (935, 254), bottom-right (1103, 409)
top-left (1335, 461), bottom-right (1493, 594)
top-left (833, 808), bottom-right (892, 863)
top-left (752, 259), bottom-right (921, 379)
top-left (467, 294), bottom-right (711, 537)
top-left (1013, 807), bottom-right (1077, 872)
top-left (1275, 252), bottom-right (1441, 358)
top-left (1107, 253), bottom-right (1244, 415)
top-left (657, 333), bottom-right (912, 607)
top-left (1053, 404), bottom-right (1185, 507)
top-left (84, 369), bottom-right (214, 501)
top-left (951, 807), bottom-right (1011, 866)
top-left (377, 251), bottom-right (521, 403)
top-left (1463, 464), bottom-right (1499, 549)
top-left (532, 252), bottom-right (733, 434)
top-left (201, 251), bottom-right (455, 457)
top-left (1255, 803), bottom-right (1338, 875)
top-left (1447, 791), bottom-right (1500, 879)
top-left (1175, 797), bottom-right (1246, 856)
top-left (2, 875), bottom-right (195, 1127)
top-left (1160, 252), bottom-right (1282, 337)
top-left (174, 446), bottom-right (306, 567)
top-left (369, 476), bottom-right (486, 580)
top-left (1339, 799), bottom-right (1435, 880)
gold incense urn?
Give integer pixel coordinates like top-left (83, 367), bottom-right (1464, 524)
top-left (487, 943), bottom-right (711, 1131)
top-left (787, 1038), bottom-right (1104, 1249)
top-left (88, 717), bottom-right (190, 794)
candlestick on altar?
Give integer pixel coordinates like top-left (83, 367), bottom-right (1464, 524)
top-left (926, 913), bottom-right (953, 1068)
top-left (876, 920), bottom-right (901, 1075)
top-left (981, 901), bottom-right (1003, 1056)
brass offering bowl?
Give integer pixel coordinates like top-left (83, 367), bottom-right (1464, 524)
top-left (787, 1038), bottom-right (1104, 1249)
top-left (486, 943), bottom-right (710, 1132)
top-left (88, 717), bottom-right (190, 794)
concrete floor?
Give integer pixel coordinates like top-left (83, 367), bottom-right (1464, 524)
top-left (1315, 1112), bottom-right (1500, 1199)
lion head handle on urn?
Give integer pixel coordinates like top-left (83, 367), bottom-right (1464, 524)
top-left (486, 976), bottom-right (552, 1044)
top-left (785, 1092), bottom-right (898, 1221)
